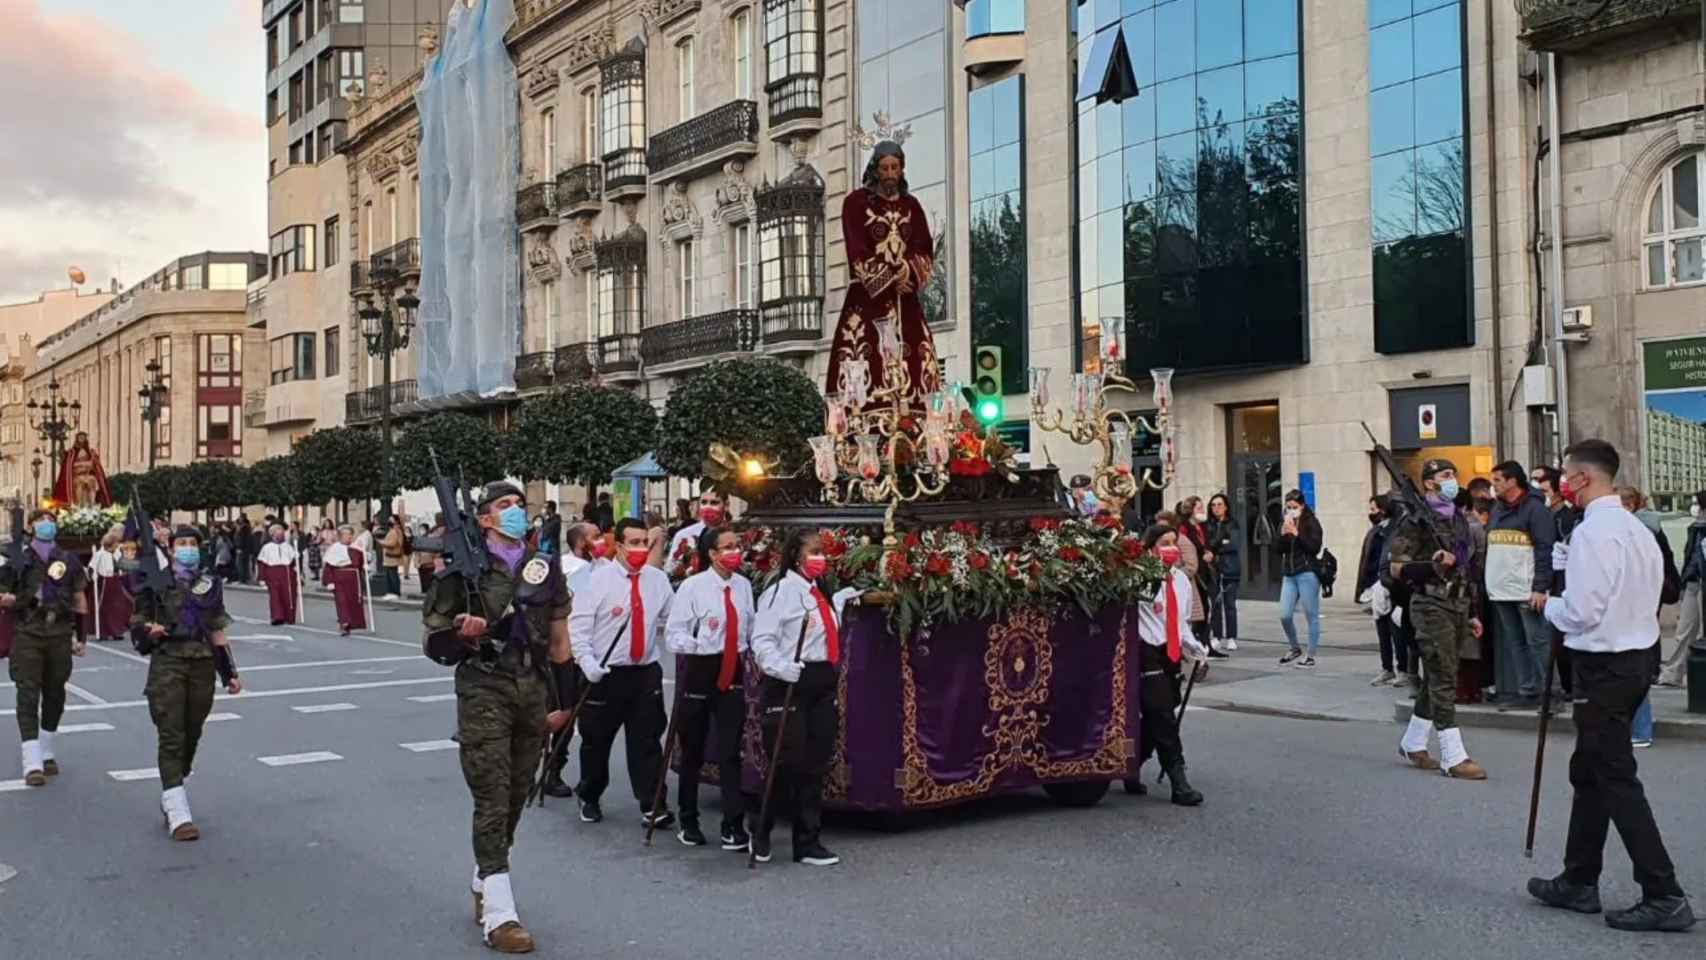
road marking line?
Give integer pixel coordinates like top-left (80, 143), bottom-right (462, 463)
top-left (399, 740), bottom-right (459, 753)
top-left (205, 713), bottom-right (242, 723)
top-left (237, 656), bottom-right (418, 673)
top-left (86, 643), bottom-right (150, 665)
top-left (257, 751), bottom-right (342, 767)
top-left (64, 683), bottom-right (110, 706)
top-left (0, 676), bottom-right (452, 715)
top-left (292, 703), bottom-right (359, 714)
top-left (56, 722), bottom-right (116, 734)
top-left (407, 693), bottom-right (457, 703)
top-left (1, 779), bottom-right (35, 792)
top-left (234, 615), bottom-right (419, 649)
top-left (107, 768), bottom-right (160, 782)
top-left (348, 668), bottom-right (397, 676)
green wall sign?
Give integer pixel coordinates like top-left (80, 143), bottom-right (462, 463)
top-left (1643, 336), bottom-right (1706, 391)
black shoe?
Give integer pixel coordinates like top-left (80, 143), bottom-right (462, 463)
top-left (1295, 657), bottom-right (1317, 669)
top-left (1165, 761), bottom-right (1203, 806)
top-left (1206, 648), bottom-right (1230, 660)
top-left (720, 825), bottom-right (751, 852)
top-left (642, 808), bottom-right (676, 830)
top-left (794, 842), bottom-right (840, 866)
top-left (1605, 896), bottom-right (1696, 932)
top-left (677, 821), bottom-right (706, 846)
top-left (1498, 695), bottom-right (1540, 713)
top-left (1526, 876), bottom-right (1602, 914)
top-left (750, 832), bottom-right (772, 863)
top-left (1122, 778), bottom-right (1148, 796)
top-left (578, 798), bottom-right (603, 823)
top-left (1279, 650), bottom-right (1302, 665)
top-left (542, 775), bottom-right (575, 799)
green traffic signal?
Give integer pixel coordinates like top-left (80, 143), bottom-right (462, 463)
top-left (976, 398), bottom-right (1002, 425)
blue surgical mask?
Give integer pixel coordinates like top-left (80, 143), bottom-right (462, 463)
top-left (33, 520), bottom-right (57, 542)
top-left (175, 547), bottom-right (201, 568)
top-left (498, 505), bottom-right (529, 540)
top-left (1437, 479), bottom-right (1460, 500)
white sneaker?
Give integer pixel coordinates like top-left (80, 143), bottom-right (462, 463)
top-left (1370, 670), bottom-right (1396, 686)
top-left (1222, 637), bottom-right (1238, 652)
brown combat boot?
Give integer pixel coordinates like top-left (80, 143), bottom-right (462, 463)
top-left (485, 921), bottom-right (536, 954)
top-left (1444, 758), bottom-right (1487, 780)
top-left (43, 759), bottom-right (59, 776)
top-left (24, 769), bottom-right (46, 787)
top-left (1400, 748), bottom-right (1439, 771)
top-left (172, 821), bottom-right (201, 841)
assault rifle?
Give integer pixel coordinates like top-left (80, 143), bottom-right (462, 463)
top-left (419, 447), bottom-right (492, 665)
top-left (1360, 421), bottom-right (1453, 563)
top-left (126, 488), bottom-right (174, 654)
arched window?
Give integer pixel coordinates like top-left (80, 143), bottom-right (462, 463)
top-left (1643, 152), bottom-right (1706, 288)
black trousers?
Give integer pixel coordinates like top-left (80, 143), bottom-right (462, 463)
top-left (1562, 648), bottom-right (1683, 899)
top-left (755, 662), bottom-right (837, 849)
top-left (675, 653), bottom-right (746, 828)
top-left (1137, 642), bottom-right (1185, 771)
top-left (575, 662), bottom-right (666, 810)
top-left (1375, 613), bottom-right (1412, 673)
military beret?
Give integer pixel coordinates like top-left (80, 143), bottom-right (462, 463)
top-left (1420, 458), bottom-right (1458, 481)
top-left (477, 481), bottom-right (526, 512)
top-left (172, 525), bottom-right (204, 544)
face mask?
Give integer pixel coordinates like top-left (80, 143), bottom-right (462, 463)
top-left (1436, 479), bottom-right (1460, 500)
top-left (497, 505), bottom-right (529, 540)
top-left (1369, 513), bottom-right (1382, 526)
top-left (1157, 545), bottom-right (1182, 567)
top-left (590, 539), bottom-right (610, 560)
top-left (1192, 511), bottom-right (1207, 524)
top-left (272, 532), bottom-right (287, 543)
top-left (33, 520), bottom-right (57, 542)
top-left (175, 547), bottom-right (201, 568)
top-left (699, 506), bottom-right (724, 524)
top-left (1285, 507), bottom-right (1301, 520)
top-left (801, 555), bottom-right (830, 579)
top-left (624, 546), bottom-right (652, 570)
top-left (715, 548), bottom-right (744, 571)
top-left (1557, 479), bottom-right (1577, 508)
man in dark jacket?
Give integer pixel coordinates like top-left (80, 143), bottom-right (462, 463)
top-left (1486, 461), bottom-right (1555, 710)
top-left (1659, 491), bottom-right (1705, 687)
top-left (538, 501), bottom-right (561, 558)
top-left (1533, 465), bottom-right (1581, 697)
top-left (1357, 495), bottom-right (1407, 685)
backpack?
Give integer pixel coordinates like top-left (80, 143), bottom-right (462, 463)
top-left (1316, 547), bottom-right (1339, 598)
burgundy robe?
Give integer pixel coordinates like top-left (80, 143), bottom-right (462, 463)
top-left (258, 560), bottom-right (299, 625)
top-left (82, 574), bottom-right (134, 639)
top-left (328, 548), bottom-right (368, 631)
top-left (824, 188), bottom-right (941, 409)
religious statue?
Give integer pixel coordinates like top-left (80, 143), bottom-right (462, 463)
top-left (824, 118), bottom-right (941, 410)
top-left (53, 432), bottom-right (112, 507)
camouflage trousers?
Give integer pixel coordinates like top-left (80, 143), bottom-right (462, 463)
top-left (145, 652), bottom-right (217, 789)
top-left (1410, 596), bottom-right (1470, 732)
top-left (455, 662), bottom-right (546, 879)
top-left (10, 630), bottom-right (73, 741)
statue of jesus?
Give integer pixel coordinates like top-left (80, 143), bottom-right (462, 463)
top-left (53, 432), bottom-right (112, 507)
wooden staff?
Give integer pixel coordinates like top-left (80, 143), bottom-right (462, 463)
top-left (643, 677), bottom-right (687, 846)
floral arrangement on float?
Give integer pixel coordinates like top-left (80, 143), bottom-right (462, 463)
top-left (53, 504), bottom-right (129, 540)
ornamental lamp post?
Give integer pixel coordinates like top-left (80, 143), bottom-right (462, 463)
top-left (30, 449), bottom-right (44, 504)
top-left (27, 375), bottom-right (81, 486)
top-left (357, 274), bottom-right (419, 528)
top-left (138, 358), bottom-right (169, 471)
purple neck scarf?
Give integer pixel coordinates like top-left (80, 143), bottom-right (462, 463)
top-left (31, 540), bottom-right (54, 563)
top-left (488, 536), bottom-right (525, 573)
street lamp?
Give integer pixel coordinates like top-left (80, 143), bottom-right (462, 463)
top-left (357, 269), bottom-right (419, 525)
top-left (137, 358), bottom-right (169, 470)
top-left (30, 449), bottom-right (43, 504)
top-left (26, 375), bottom-right (81, 488)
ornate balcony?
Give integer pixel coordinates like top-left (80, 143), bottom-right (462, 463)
top-left (554, 342), bottom-right (598, 382)
top-left (517, 182), bottom-right (558, 235)
top-left (1517, 0), bottom-right (1699, 53)
top-left (350, 260), bottom-right (372, 294)
top-left (556, 163), bottom-right (602, 217)
top-left (515, 351), bottom-right (556, 391)
top-left (760, 306), bottom-right (824, 355)
top-left (371, 238), bottom-right (420, 281)
top-left (640, 309), bottom-right (760, 370)
top-left (597, 333), bottom-right (643, 382)
top-left (344, 379), bottom-right (419, 424)
top-left (647, 100), bottom-right (760, 185)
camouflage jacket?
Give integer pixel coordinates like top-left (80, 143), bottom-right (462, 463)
top-left (1387, 504), bottom-right (1482, 606)
top-left (130, 573), bottom-right (233, 659)
top-left (4, 544), bottom-right (88, 641)
top-left (423, 544), bottom-right (569, 674)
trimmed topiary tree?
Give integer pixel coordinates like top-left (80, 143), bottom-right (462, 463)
top-left (392, 412), bottom-right (508, 491)
top-left (655, 357), bottom-right (826, 479)
top-left (510, 384), bottom-right (656, 495)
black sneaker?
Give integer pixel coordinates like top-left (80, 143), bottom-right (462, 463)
top-left (1605, 896), bottom-right (1695, 932)
top-left (751, 832), bottom-right (772, 863)
top-left (720, 825), bottom-right (751, 852)
top-left (677, 821), bottom-right (706, 846)
top-left (641, 808), bottom-right (676, 830)
top-left (1279, 650), bottom-right (1303, 665)
top-left (1295, 657), bottom-right (1317, 669)
top-left (542, 776), bottom-right (575, 799)
top-left (1527, 876), bottom-right (1602, 914)
top-left (1206, 648), bottom-right (1230, 660)
top-left (578, 798), bottom-right (602, 823)
top-left (794, 842), bottom-right (840, 866)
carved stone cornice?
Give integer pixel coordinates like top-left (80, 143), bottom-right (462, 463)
top-left (711, 160), bottom-right (754, 224)
top-left (659, 181), bottom-right (703, 243)
top-left (527, 241), bottom-right (562, 283)
top-left (567, 224), bottom-right (598, 273)
top-left (640, 0), bottom-right (702, 32)
top-left (524, 65), bottom-right (561, 100)
top-left (563, 24), bottom-right (617, 77)
top-left (399, 139), bottom-right (417, 167)
top-left (367, 151), bottom-right (400, 182)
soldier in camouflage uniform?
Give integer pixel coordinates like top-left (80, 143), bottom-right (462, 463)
top-left (422, 481), bottom-right (572, 955)
top-left (1, 509), bottom-right (89, 786)
top-left (131, 525), bottom-right (243, 840)
top-left (1389, 459), bottom-right (1488, 780)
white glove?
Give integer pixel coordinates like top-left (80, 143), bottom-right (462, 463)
top-left (775, 660), bottom-right (803, 684)
top-left (1390, 605), bottom-right (1404, 629)
top-left (579, 658), bottom-right (608, 685)
top-left (831, 586), bottom-right (862, 618)
top-left (1551, 541), bottom-right (1569, 570)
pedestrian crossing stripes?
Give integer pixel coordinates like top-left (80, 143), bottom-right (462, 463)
top-left (257, 751), bottom-right (343, 767)
top-left (107, 768), bottom-right (161, 782)
top-left (0, 779), bottom-right (33, 793)
top-left (56, 723), bottom-right (116, 734)
top-left (407, 693), bottom-right (457, 703)
top-left (292, 703), bottom-right (359, 714)
top-left (205, 713), bottom-right (242, 723)
top-left (399, 740), bottom-right (459, 753)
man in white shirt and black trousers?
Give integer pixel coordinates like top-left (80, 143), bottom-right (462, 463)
top-left (1528, 439), bottom-right (1695, 933)
top-left (569, 517), bottom-right (675, 829)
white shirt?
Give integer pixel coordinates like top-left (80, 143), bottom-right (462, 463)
top-left (1136, 568), bottom-right (1208, 660)
top-left (354, 530), bottom-right (373, 556)
top-left (322, 543), bottom-right (353, 568)
top-left (752, 571), bottom-right (847, 677)
top-left (258, 541), bottom-right (298, 567)
top-left (1544, 495), bottom-right (1662, 654)
top-left (666, 568), bottom-right (755, 656)
top-left (91, 547), bottom-right (118, 578)
top-left (569, 560), bottom-right (673, 672)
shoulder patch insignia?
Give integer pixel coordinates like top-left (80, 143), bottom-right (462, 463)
top-left (47, 560), bottom-right (67, 581)
top-left (521, 557), bottom-right (550, 585)
top-left (192, 577), bottom-right (214, 596)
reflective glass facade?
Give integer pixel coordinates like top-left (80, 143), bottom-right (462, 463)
top-left (1369, 0), bottom-right (1470, 353)
top-left (967, 0), bottom-right (1026, 38)
top-left (1074, 0), bottom-right (1305, 376)
top-left (969, 76), bottom-right (1027, 396)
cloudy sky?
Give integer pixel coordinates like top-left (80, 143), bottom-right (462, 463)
top-left (0, 0), bottom-right (265, 304)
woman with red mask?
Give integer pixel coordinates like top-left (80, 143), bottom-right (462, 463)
top-left (750, 529), bottom-right (848, 867)
top-left (1121, 524), bottom-right (1207, 806)
top-left (664, 525), bottom-right (755, 851)
top-left (667, 488), bottom-right (730, 579)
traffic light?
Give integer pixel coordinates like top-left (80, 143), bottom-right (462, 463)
top-left (972, 345), bottom-right (1004, 427)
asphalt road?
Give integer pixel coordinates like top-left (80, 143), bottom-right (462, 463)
top-left (1, 590), bottom-right (1701, 959)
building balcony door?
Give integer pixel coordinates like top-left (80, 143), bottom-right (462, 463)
top-left (1227, 403), bottom-right (1282, 602)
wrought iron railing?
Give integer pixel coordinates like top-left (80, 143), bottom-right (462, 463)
top-left (647, 100), bottom-right (759, 175)
top-left (597, 333), bottom-right (643, 373)
top-left (556, 163), bottom-right (602, 208)
top-left (371, 238), bottom-right (420, 278)
top-left (515, 351), bottom-right (556, 390)
top-left (350, 260), bottom-right (371, 292)
top-left (344, 379), bottom-right (419, 423)
top-left (640, 309), bottom-right (759, 367)
top-left (554, 342), bottom-right (598, 381)
top-left (761, 303), bottom-right (824, 345)
top-left (516, 182), bottom-right (558, 223)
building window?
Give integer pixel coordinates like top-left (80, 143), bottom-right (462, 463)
top-left (386, 187), bottom-right (398, 247)
top-left (324, 216), bottom-right (341, 267)
top-left (1370, 0), bottom-right (1469, 353)
top-left (339, 1), bottom-right (364, 24)
top-left (581, 88), bottom-right (599, 162)
top-left (678, 239), bottom-right (696, 319)
top-left (733, 10), bottom-right (753, 100)
top-left (1074, 0), bottom-right (1304, 375)
top-left (198, 404), bottom-right (241, 459)
top-left (324, 326), bottom-right (341, 376)
top-left (208, 263), bottom-right (249, 290)
top-left (270, 333), bottom-right (317, 385)
top-left (600, 47), bottom-right (647, 189)
top-left (678, 38), bottom-right (696, 121)
top-left (289, 6), bottom-right (304, 49)
top-left (303, 130), bottom-right (317, 164)
top-left (542, 107), bottom-right (558, 175)
top-left (732, 223), bottom-right (753, 308)
top-left (267, 91), bottom-right (280, 124)
top-left (412, 176), bottom-right (420, 237)
top-left (198, 334), bottom-right (241, 390)
top-left (362, 201), bottom-right (373, 258)
top-left (337, 50), bottom-right (365, 96)
top-left (585, 271), bottom-right (600, 339)
top-left (970, 75), bottom-right (1026, 395)
top-left (967, 0), bottom-right (1025, 37)
top-left (764, 0), bottom-right (822, 126)
top-left (595, 230), bottom-right (647, 336)
top-left (180, 263), bottom-right (205, 291)
top-left (288, 71), bottom-right (304, 122)
top-left (269, 225), bottom-right (317, 279)
top-left (755, 166), bottom-right (825, 339)
top-left (267, 26), bottom-right (279, 69)
top-left (304, 59), bottom-right (317, 112)
top-left (543, 279), bottom-right (560, 350)
top-left (1642, 153), bottom-right (1706, 288)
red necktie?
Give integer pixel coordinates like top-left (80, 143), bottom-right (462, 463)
top-left (628, 573), bottom-right (646, 662)
top-left (717, 585), bottom-right (740, 692)
top-left (811, 587), bottom-right (840, 666)
top-left (1164, 573), bottom-right (1181, 663)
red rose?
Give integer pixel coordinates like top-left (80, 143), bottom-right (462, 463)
top-left (925, 553), bottom-right (950, 576)
top-left (822, 531), bottom-right (848, 558)
top-left (1027, 560), bottom-right (1043, 579)
top-left (1028, 517), bottom-right (1062, 533)
top-left (1094, 514), bottom-right (1122, 530)
top-left (951, 520), bottom-right (980, 537)
top-left (949, 457), bottom-right (992, 477)
top-left (903, 531), bottom-right (922, 549)
top-left (1121, 539), bottom-right (1144, 559)
top-left (969, 552), bottom-right (990, 571)
top-left (1058, 546), bottom-right (1084, 563)
top-left (885, 553), bottom-right (914, 581)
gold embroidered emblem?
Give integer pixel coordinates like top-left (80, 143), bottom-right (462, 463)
top-left (47, 561), bottom-right (67, 581)
top-left (192, 577), bottom-right (213, 596)
top-left (521, 557), bottom-right (550, 586)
